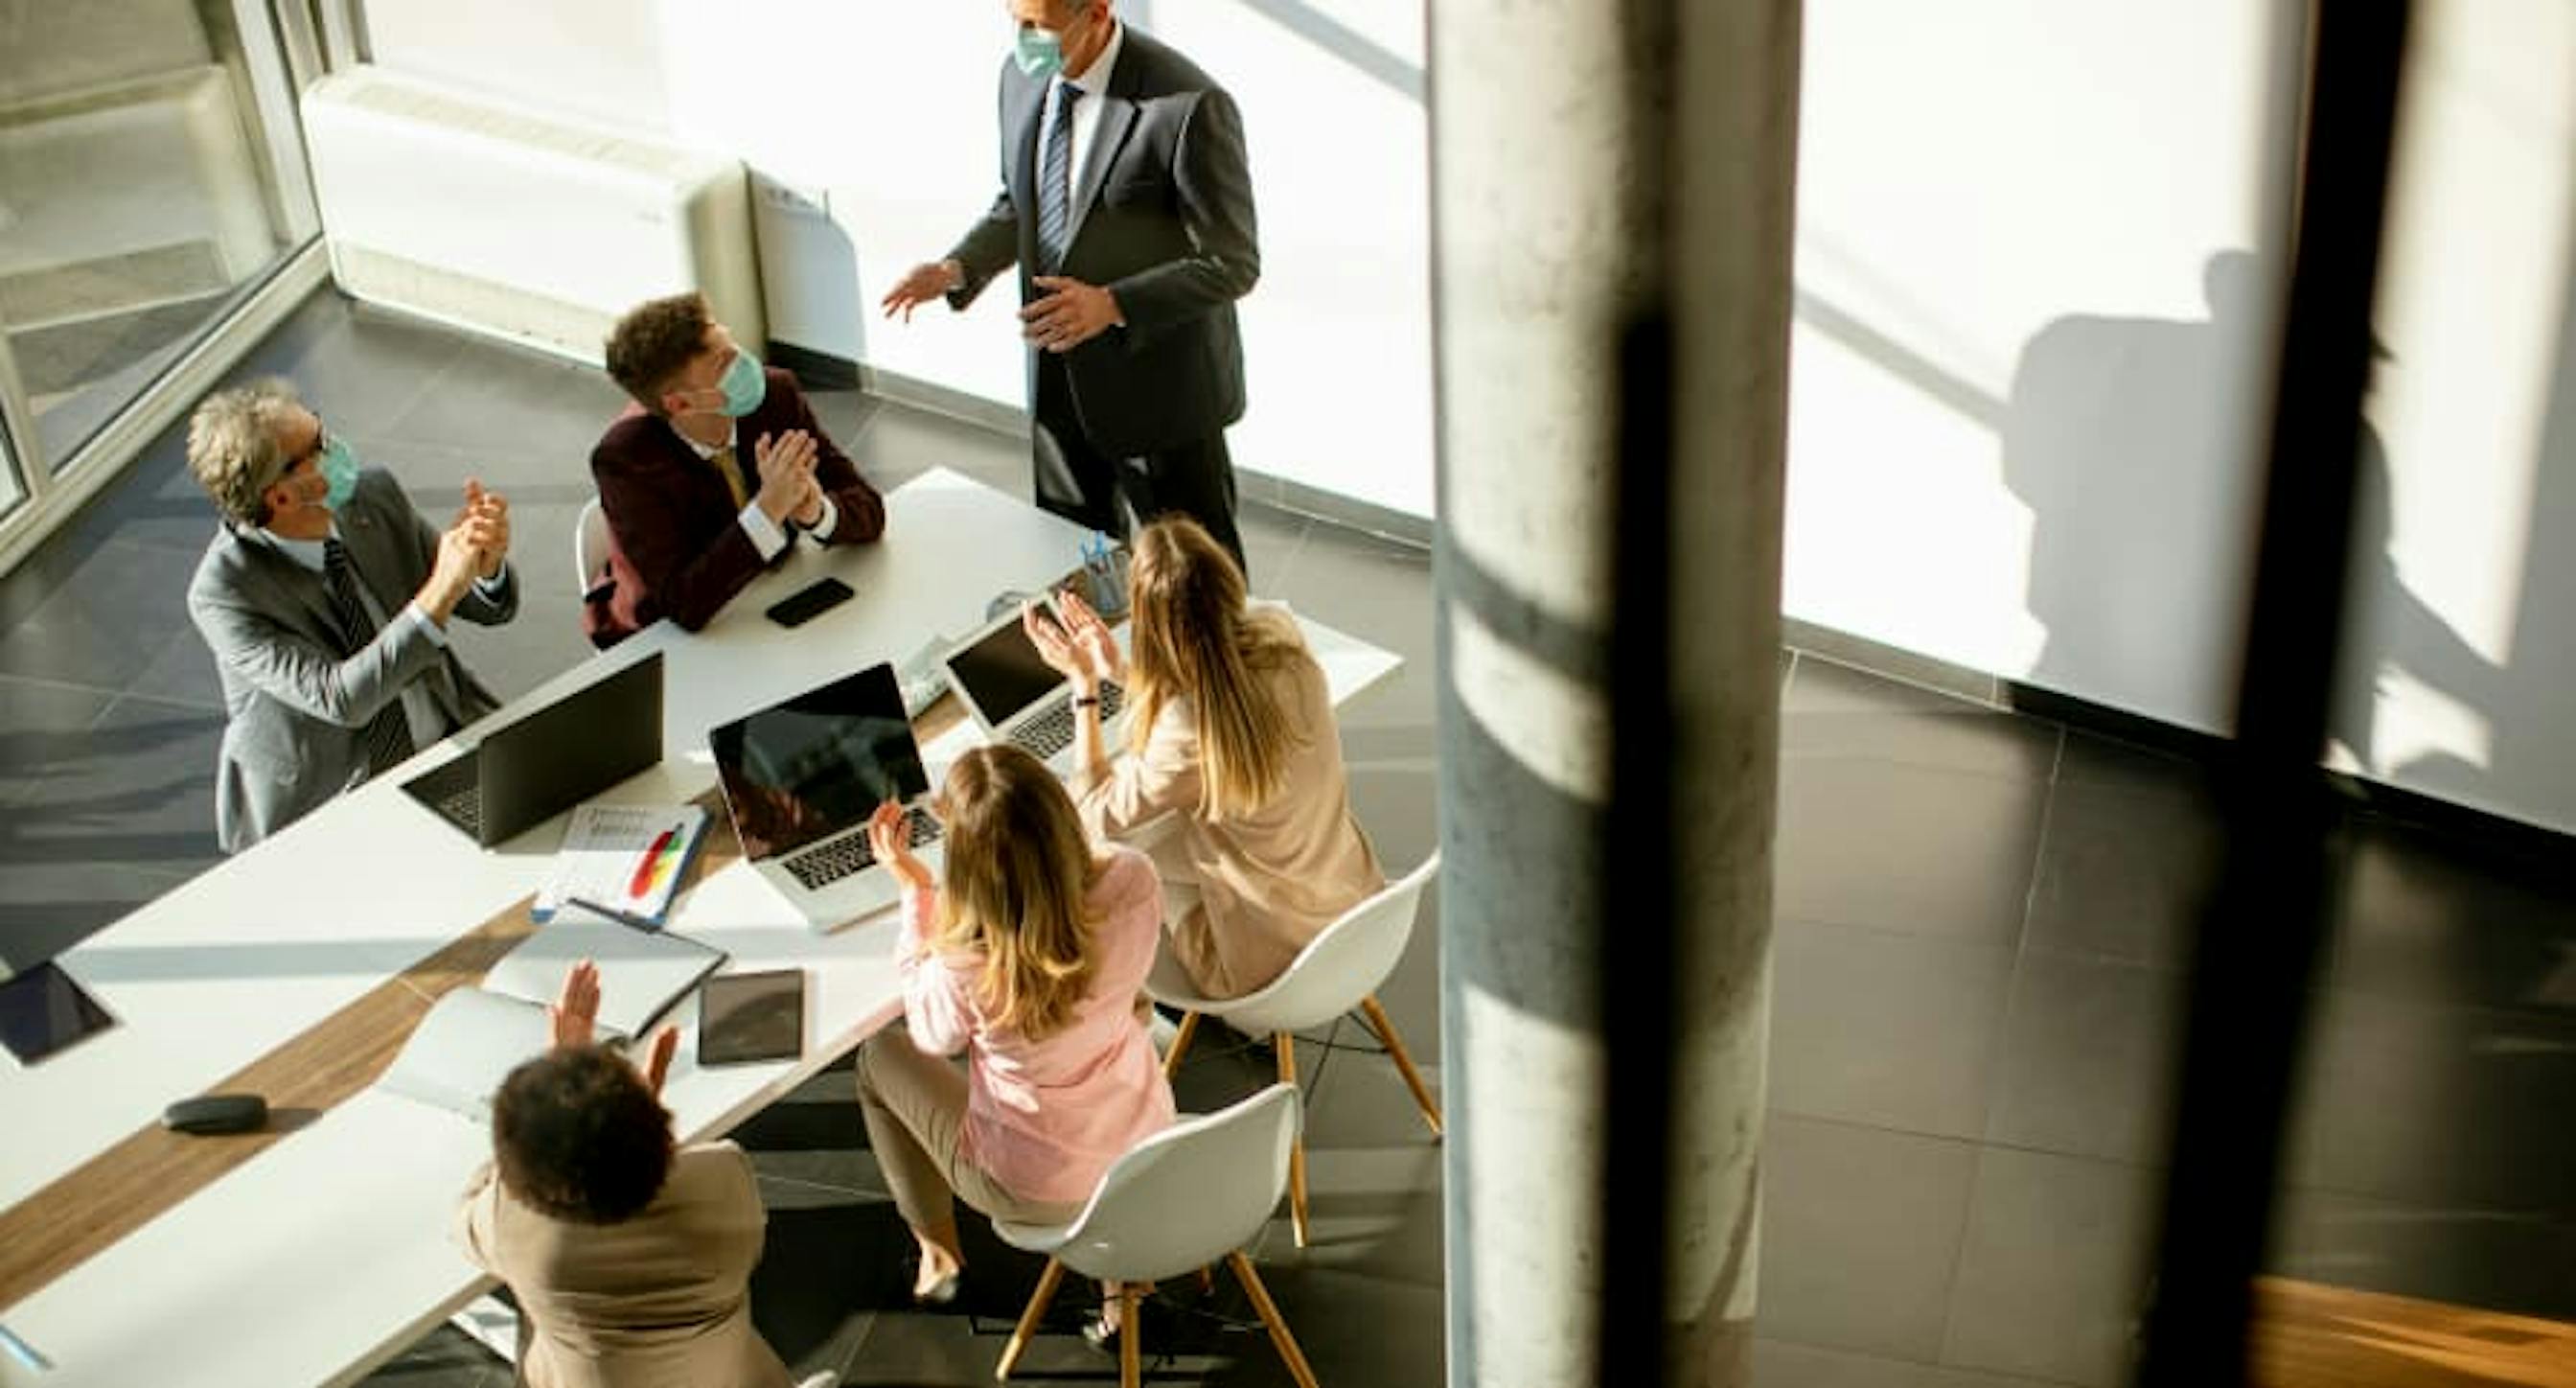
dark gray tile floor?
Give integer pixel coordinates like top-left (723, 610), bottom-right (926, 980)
top-left (1, 289), bottom-right (2570, 1388)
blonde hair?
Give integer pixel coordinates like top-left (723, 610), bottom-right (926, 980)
top-left (929, 744), bottom-right (1103, 1040)
top-left (187, 378), bottom-right (306, 525)
top-left (1124, 517), bottom-right (1305, 821)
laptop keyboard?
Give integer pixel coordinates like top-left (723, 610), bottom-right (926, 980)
top-left (1011, 682), bottom-right (1125, 761)
top-left (439, 785), bottom-right (483, 838)
top-left (781, 805), bottom-right (942, 891)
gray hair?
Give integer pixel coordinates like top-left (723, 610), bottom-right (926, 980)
top-left (187, 378), bottom-right (307, 526)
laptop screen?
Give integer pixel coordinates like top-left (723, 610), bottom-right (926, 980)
top-left (709, 663), bottom-right (928, 860)
top-left (947, 609), bottom-right (1068, 729)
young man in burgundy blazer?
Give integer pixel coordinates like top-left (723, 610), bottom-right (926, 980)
top-left (583, 292), bottom-right (886, 647)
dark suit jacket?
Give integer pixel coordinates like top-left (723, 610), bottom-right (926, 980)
top-left (583, 368), bottom-right (885, 646)
top-left (189, 468), bottom-right (518, 852)
top-left (947, 25), bottom-right (1258, 458)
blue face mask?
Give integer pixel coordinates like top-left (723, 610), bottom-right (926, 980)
top-left (1015, 27), bottom-right (1066, 79)
top-left (317, 436), bottom-right (359, 511)
top-left (717, 350), bottom-right (767, 417)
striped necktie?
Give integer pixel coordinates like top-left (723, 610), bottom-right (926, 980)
top-left (322, 538), bottom-right (417, 775)
top-left (1039, 81), bottom-right (1083, 270)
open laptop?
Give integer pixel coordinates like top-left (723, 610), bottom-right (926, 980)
top-left (939, 594), bottom-right (1124, 775)
top-left (402, 651), bottom-right (664, 845)
top-left (708, 661), bottom-right (945, 928)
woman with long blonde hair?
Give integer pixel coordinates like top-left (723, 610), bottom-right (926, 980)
top-left (852, 743), bottom-right (1171, 1314)
top-left (1028, 515), bottom-right (1384, 1000)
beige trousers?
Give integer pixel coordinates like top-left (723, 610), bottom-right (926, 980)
top-left (855, 1026), bottom-right (1086, 1234)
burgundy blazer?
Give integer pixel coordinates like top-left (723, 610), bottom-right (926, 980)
top-left (583, 368), bottom-right (886, 647)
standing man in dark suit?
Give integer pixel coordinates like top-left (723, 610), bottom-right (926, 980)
top-left (583, 291), bottom-right (886, 647)
top-left (883, 0), bottom-right (1257, 572)
top-left (185, 379), bottom-right (518, 851)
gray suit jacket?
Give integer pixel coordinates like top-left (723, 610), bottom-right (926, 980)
top-left (189, 468), bottom-right (518, 852)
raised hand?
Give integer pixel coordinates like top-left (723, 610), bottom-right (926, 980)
top-left (461, 479), bottom-right (510, 578)
top-left (549, 960), bottom-right (602, 1051)
top-left (866, 800), bottom-right (932, 891)
top-left (1023, 600), bottom-right (1096, 694)
top-left (640, 1024), bottom-right (679, 1097)
top-left (882, 260), bottom-right (962, 321)
top-left (1055, 589), bottom-right (1123, 685)
top-left (751, 430), bottom-right (822, 526)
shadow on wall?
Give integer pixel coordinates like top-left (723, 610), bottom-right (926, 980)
top-left (2338, 183), bottom-right (2576, 839)
top-left (2000, 249), bottom-right (2283, 729)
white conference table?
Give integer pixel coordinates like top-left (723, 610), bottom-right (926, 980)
top-left (0, 467), bottom-right (1400, 1388)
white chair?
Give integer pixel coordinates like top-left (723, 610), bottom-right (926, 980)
top-left (1149, 852), bottom-right (1443, 1248)
top-left (993, 1084), bottom-right (1319, 1388)
top-left (573, 496), bottom-right (610, 596)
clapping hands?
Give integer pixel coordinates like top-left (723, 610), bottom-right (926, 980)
top-left (1022, 590), bottom-right (1121, 695)
top-left (548, 960), bottom-right (678, 1096)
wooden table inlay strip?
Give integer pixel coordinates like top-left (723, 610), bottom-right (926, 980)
top-left (0, 791), bottom-right (744, 1311)
top-left (2252, 1277), bottom-right (2576, 1388)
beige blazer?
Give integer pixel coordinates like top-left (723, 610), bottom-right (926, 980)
top-left (1076, 622), bottom-right (1385, 999)
top-left (452, 1140), bottom-right (791, 1388)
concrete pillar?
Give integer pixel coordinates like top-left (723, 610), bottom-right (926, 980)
top-left (1428, 2), bottom-right (1800, 1386)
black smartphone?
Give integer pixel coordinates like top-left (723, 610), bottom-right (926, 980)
top-left (766, 576), bottom-right (854, 629)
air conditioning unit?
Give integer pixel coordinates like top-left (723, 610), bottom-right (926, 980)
top-left (300, 66), bottom-right (761, 364)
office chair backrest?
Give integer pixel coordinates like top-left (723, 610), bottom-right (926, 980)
top-left (1043, 1083), bottom-right (1300, 1284)
top-left (574, 496), bottom-right (610, 596)
top-left (1221, 850), bottom-right (1440, 1037)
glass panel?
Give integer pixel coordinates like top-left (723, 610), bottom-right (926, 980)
top-left (0, 0), bottom-right (316, 472)
top-left (0, 401), bottom-right (23, 516)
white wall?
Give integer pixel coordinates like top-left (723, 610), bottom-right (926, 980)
top-left (2330, 0), bottom-right (2576, 836)
top-left (362, 0), bottom-right (1436, 520)
top-left (1786, 0), bottom-right (2300, 735)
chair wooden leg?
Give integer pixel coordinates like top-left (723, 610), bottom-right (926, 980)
top-left (1118, 1283), bottom-right (1143, 1388)
top-left (1276, 1033), bottom-right (1310, 1247)
top-left (1229, 1251), bottom-right (1322, 1388)
top-left (995, 1258), bottom-right (1065, 1381)
top-left (1162, 1010), bottom-right (1201, 1078)
top-left (1360, 996), bottom-right (1444, 1140)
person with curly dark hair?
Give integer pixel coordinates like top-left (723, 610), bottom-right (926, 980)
top-left (451, 962), bottom-right (811, 1388)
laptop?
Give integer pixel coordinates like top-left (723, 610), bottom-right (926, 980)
top-left (402, 651), bottom-right (665, 846)
top-left (939, 594), bottom-right (1125, 775)
top-left (708, 662), bottom-right (945, 928)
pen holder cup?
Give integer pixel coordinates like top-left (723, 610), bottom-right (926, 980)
top-left (1082, 543), bottom-right (1132, 621)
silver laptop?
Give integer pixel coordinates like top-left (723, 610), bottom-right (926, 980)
top-left (707, 662), bottom-right (944, 929)
top-left (939, 594), bottom-right (1124, 775)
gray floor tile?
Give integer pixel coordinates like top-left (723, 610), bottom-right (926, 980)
top-left (2286, 988), bottom-right (2576, 1214)
top-left (378, 335), bottom-right (631, 467)
top-left (1771, 920), bottom-right (2016, 1141)
top-left (1941, 1148), bottom-right (2157, 1388)
top-left (1753, 1338), bottom-right (2072, 1388)
top-left (2327, 816), bottom-right (2576, 1020)
top-left (363, 1321), bottom-right (502, 1386)
top-left (0, 675), bottom-right (119, 797)
top-left (0, 695), bottom-right (226, 877)
top-left (125, 623), bottom-right (227, 709)
top-left (749, 1175), bottom-right (892, 1376)
top-left (1774, 758), bottom-right (2048, 947)
top-left (0, 537), bottom-right (203, 689)
top-left (1982, 952), bottom-right (2185, 1165)
top-left (1758, 1116), bottom-right (1981, 1361)
top-left (2018, 763), bottom-right (2222, 969)
top-left (1784, 658), bottom-right (2061, 783)
top-left (850, 403), bottom-right (1029, 499)
top-left (0, 861), bottom-right (191, 968)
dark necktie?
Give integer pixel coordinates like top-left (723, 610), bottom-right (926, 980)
top-left (323, 538), bottom-right (417, 774)
top-left (1039, 81), bottom-right (1083, 270)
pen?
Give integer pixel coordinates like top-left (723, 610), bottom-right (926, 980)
top-left (567, 895), bottom-right (661, 934)
top-left (0, 1321), bottom-right (51, 1371)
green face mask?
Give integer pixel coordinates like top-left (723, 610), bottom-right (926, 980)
top-left (717, 350), bottom-right (767, 417)
top-left (318, 436), bottom-right (359, 510)
top-left (1016, 26), bottom-right (1066, 79)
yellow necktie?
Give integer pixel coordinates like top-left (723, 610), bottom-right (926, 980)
top-left (710, 443), bottom-right (749, 510)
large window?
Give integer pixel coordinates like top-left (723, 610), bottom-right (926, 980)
top-left (0, 0), bottom-right (321, 522)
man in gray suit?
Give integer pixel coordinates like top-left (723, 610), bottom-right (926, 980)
top-left (185, 379), bottom-right (518, 851)
top-left (884, 0), bottom-right (1257, 571)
